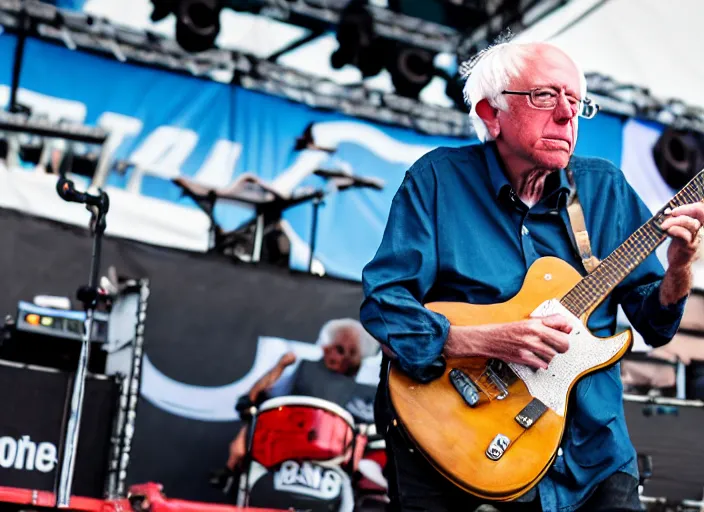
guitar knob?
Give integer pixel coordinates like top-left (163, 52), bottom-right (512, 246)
top-left (486, 434), bottom-right (511, 461)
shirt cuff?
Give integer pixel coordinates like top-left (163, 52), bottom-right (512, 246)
top-left (404, 356), bottom-right (447, 383)
top-left (644, 283), bottom-right (687, 337)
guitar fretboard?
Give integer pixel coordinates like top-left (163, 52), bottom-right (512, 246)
top-left (560, 171), bottom-right (704, 317)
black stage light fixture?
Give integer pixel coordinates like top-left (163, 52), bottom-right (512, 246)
top-left (150, 0), bottom-right (222, 53)
top-left (653, 127), bottom-right (704, 190)
top-left (332, 0), bottom-right (440, 98)
top-left (330, 0), bottom-right (385, 78)
top-left (386, 44), bottom-right (437, 100)
top-left (176, 0), bottom-right (222, 52)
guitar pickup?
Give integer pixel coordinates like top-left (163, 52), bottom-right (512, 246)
top-left (449, 368), bottom-right (480, 407)
top-left (515, 398), bottom-right (548, 429)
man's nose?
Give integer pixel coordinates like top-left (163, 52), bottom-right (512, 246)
top-left (553, 95), bottom-right (576, 123)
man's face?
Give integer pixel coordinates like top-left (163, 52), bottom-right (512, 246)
top-left (323, 327), bottom-right (362, 376)
top-left (496, 46), bottom-right (582, 170)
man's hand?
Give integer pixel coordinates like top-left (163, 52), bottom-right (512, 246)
top-left (226, 426), bottom-right (248, 470)
top-left (659, 203), bottom-right (704, 305)
top-left (662, 203), bottom-right (704, 267)
top-left (248, 351), bottom-right (297, 402)
top-left (444, 314), bottom-right (572, 370)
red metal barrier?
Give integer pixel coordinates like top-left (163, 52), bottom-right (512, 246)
top-left (0, 486), bottom-right (131, 510)
top-left (128, 483), bottom-right (290, 512)
top-left (0, 483), bottom-right (289, 511)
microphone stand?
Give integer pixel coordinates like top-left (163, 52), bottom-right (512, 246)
top-left (53, 174), bottom-right (110, 508)
top-left (308, 190), bottom-right (324, 274)
top-left (307, 169), bottom-right (385, 274)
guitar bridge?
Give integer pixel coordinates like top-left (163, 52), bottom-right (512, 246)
top-left (475, 361), bottom-right (511, 401)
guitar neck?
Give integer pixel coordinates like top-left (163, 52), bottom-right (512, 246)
top-left (560, 170), bottom-right (704, 317)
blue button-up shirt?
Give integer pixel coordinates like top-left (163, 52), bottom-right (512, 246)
top-left (360, 142), bottom-right (686, 512)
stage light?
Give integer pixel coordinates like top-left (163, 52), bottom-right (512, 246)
top-left (330, 0), bottom-right (386, 78)
top-left (150, 0), bottom-right (222, 53)
top-left (331, 1), bottom-right (439, 98)
top-left (176, 0), bottom-right (222, 53)
top-left (40, 316), bottom-right (53, 327)
top-left (25, 314), bottom-right (40, 326)
top-left (386, 44), bottom-right (437, 100)
top-left (653, 127), bottom-right (704, 190)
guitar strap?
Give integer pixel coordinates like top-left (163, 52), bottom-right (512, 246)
top-left (565, 167), bottom-right (600, 273)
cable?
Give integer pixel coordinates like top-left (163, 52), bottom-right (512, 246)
top-left (546, 0), bottom-right (612, 40)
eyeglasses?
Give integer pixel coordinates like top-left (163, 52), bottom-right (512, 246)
top-left (501, 87), bottom-right (599, 119)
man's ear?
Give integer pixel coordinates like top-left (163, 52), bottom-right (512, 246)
top-left (475, 99), bottom-right (500, 139)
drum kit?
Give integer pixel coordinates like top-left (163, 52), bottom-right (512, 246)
top-left (233, 395), bottom-right (389, 512)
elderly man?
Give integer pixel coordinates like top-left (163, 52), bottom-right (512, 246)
top-left (360, 40), bottom-right (704, 512)
top-left (223, 318), bottom-right (380, 474)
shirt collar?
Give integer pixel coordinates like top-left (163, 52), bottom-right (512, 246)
top-left (482, 141), bottom-right (572, 206)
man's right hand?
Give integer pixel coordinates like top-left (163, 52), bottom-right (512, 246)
top-left (444, 314), bottom-right (572, 370)
top-left (248, 351), bottom-right (298, 402)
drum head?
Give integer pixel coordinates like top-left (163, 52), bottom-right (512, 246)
top-left (258, 395), bottom-right (355, 428)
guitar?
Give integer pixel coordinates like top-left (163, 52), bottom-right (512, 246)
top-left (387, 170), bottom-right (704, 502)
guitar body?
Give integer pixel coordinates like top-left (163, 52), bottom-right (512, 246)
top-left (387, 256), bottom-right (633, 501)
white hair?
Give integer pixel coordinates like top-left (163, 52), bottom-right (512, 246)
top-left (462, 41), bottom-right (588, 142)
top-left (317, 317), bottom-right (380, 358)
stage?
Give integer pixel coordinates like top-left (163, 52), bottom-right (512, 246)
top-left (0, 482), bottom-right (287, 511)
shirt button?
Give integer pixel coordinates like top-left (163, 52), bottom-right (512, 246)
top-left (558, 448), bottom-right (564, 457)
top-left (521, 225), bottom-right (530, 236)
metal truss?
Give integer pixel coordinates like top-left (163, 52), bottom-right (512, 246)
top-left (1, 0), bottom-right (702, 136)
top-left (227, 0), bottom-right (462, 54)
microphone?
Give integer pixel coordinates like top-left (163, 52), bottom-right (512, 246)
top-left (56, 177), bottom-right (90, 204)
top-left (56, 146), bottom-right (105, 208)
top-left (55, 145), bottom-right (86, 203)
top-left (56, 174), bottom-right (107, 211)
top-left (55, 145), bottom-right (110, 233)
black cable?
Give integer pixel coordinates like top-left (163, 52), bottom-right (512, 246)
top-left (546, 0), bottom-right (612, 40)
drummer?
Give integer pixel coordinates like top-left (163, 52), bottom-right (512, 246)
top-left (224, 318), bottom-right (381, 473)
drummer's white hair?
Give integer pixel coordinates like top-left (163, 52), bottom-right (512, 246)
top-left (317, 318), bottom-right (380, 358)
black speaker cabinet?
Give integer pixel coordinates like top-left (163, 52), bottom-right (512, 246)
top-left (624, 395), bottom-right (704, 504)
top-left (0, 359), bottom-right (119, 498)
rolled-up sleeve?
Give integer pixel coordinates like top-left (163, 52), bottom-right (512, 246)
top-left (360, 164), bottom-right (450, 383)
top-left (619, 281), bottom-right (686, 347)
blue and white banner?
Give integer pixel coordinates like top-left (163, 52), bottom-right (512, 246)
top-left (0, 35), bottom-right (625, 281)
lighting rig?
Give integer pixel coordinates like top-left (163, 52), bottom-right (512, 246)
top-left (1, 1), bottom-right (702, 139)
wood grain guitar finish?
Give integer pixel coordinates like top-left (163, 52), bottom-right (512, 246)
top-left (388, 171), bottom-right (704, 501)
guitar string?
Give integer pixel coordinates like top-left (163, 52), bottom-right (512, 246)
top-left (559, 174), bottom-right (703, 316)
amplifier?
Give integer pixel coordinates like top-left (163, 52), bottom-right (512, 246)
top-left (0, 301), bottom-right (110, 373)
top-left (624, 394), bottom-right (704, 504)
top-left (15, 300), bottom-right (110, 343)
top-left (0, 359), bottom-right (119, 498)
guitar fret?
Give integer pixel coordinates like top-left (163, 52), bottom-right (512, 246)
top-left (681, 187), bottom-right (697, 204)
top-left (560, 171), bottom-right (703, 316)
top-left (612, 255), bottom-right (629, 276)
top-left (644, 227), bottom-right (658, 245)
